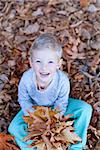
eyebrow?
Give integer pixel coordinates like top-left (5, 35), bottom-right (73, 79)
top-left (33, 57), bottom-right (41, 59)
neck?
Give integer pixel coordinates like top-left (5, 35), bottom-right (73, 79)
top-left (36, 79), bottom-right (52, 91)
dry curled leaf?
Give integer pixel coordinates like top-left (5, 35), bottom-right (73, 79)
top-left (62, 127), bottom-right (82, 143)
top-left (0, 133), bottom-right (19, 150)
top-left (0, 90), bottom-right (11, 104)
top-left (23, 23), bottom-right (40, 34)
top-left (63, 38), bottom-right (85, 60)
top-left (48, 0), bottom-right (65, 6)
top-left (63, 38), bottom-right (85, 73)
top-left (80, 0), bottom-right (90, 7)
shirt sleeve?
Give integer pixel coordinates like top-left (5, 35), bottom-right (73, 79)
top-left (53, 76), bottom-right (70, 116)
top-left (18, 75), bottom-right (35, 116)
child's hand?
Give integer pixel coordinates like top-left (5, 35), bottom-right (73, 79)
top-left (60, 114), bottom-right (73, 122)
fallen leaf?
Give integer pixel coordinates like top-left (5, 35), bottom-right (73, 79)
top-left (80, 0), bottom-right (90, 7)
top-left (61, 127), bottom-right (82, 143)
top-left (0, 132), bottom-right (19, 150)
top-left (48, 0), bottom-right (65, 6)
top-left (23, 23), bottom-right (39, 34)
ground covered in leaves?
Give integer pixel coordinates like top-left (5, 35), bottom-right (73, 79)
top-left (0, 0), bottom-right (100, 149)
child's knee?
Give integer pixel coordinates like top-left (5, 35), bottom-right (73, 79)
top-left (81, 102), bottom-right (93, 116)
top-left (8, 119), bottom-right (17, 135)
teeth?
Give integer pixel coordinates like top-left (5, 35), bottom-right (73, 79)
top-left (40, 73), bottom-right (49, 76)
top-left (40, 73), bottom-right (49, 75)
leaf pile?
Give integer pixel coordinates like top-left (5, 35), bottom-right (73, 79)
top-left (23, 106), bottom-right (81, 150)
top-left (0, 0), bottom-right (99, 149)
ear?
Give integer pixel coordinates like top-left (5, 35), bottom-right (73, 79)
top-left (29, 57), bottom-right (33, 68)
top-left (58, 59), bottom-right (63, 69)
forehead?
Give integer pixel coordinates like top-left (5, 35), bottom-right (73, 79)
top-left (32, 48), bottom-right (58, 60)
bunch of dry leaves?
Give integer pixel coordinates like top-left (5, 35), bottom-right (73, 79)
top-left (23, 106), bottom-right (81, 150)
top-left (0, 0), bottom-right (99, 149)
top-left (0, 106), bottom-right (82, 150)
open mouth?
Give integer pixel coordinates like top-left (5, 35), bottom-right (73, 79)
top-left (40, 73), bottom-right (50, 77)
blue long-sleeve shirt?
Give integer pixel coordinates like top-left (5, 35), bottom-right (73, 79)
top-left (18, 68), bottom-right (70, 116)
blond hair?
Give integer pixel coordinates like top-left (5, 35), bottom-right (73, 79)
top-left (30, 33), bottom-right (62, 61)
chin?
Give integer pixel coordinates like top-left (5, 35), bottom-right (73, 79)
top-left (40, 77), bottom-right (52, 83)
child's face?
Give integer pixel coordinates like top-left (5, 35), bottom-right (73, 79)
top-left (30, 48), bottom-right (61, 86)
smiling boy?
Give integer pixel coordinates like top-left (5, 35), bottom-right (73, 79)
top-left (8, 33), bottom-right (92, 150)
top-left (31, 47), bottom-right (61, 90)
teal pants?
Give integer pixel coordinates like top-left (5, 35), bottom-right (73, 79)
top-left (8, 98), bottom-right (92, 150)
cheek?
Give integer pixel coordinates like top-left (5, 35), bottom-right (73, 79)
top-left (50, 65), bottom-right (58, 72)
top-left (32, 63), bottom-right (40, 71)
top-left (35, 65), bottom-right (40, 71)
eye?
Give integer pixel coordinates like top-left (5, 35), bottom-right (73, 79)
top-left (36, 60), bottom-right (41, 63)
top-left (48, 61), bottom-right (54, 64)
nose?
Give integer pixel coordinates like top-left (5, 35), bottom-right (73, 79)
top-left (41, 63), bottom-right (48, 71)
